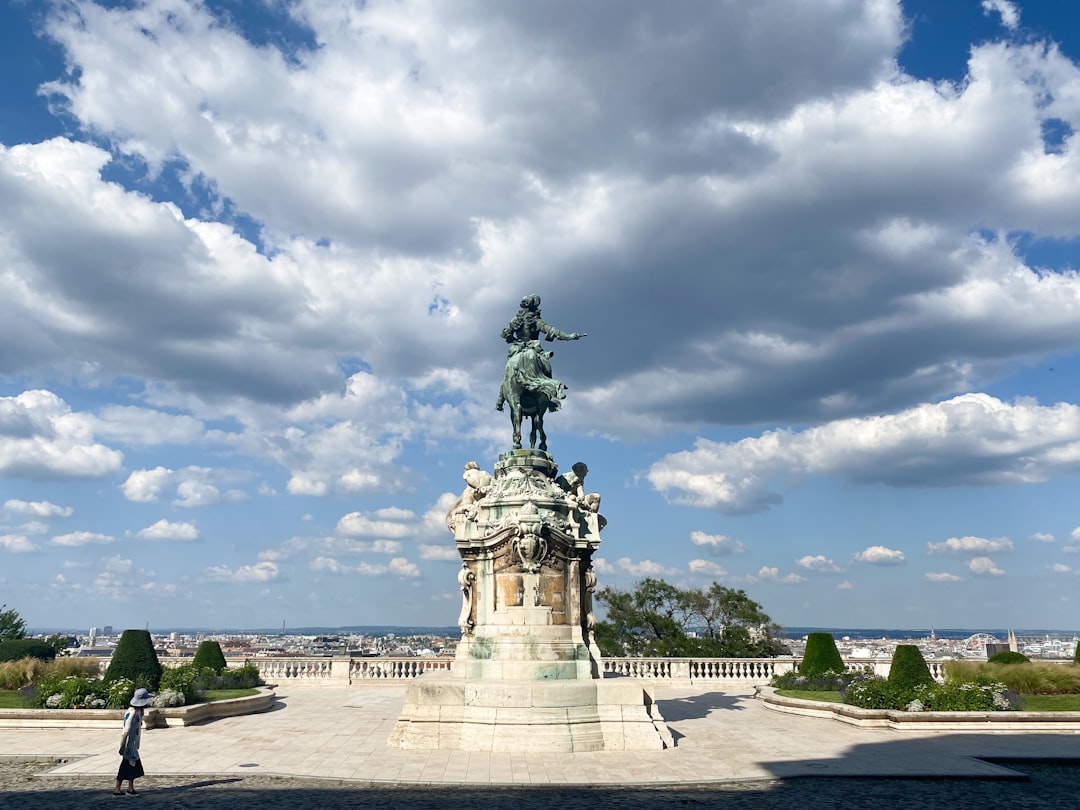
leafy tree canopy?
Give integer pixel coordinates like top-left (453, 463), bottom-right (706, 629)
top-left (593, 578), bottom-right (789, 658)
top-left (0, 605), bottom-right (28, 642)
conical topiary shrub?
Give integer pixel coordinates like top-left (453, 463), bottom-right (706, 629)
top-left (799, 632), bottom-right (844, 676)
top-left (192, 640), bottom-right (227, 674)
top-left (104, 629), bottom-right (163, 690)
top-left (888, 644), bottom-right (934, 691)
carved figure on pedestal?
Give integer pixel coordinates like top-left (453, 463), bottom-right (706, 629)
top-left (555, 462), bottom-right (607, 536)
top-left (495, 294), bottom-right (585, 450)
top-left (446, 461), bottom-right (493, 531)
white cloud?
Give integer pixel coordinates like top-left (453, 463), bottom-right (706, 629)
top-left (614, 557), bottom-right (674, 576)
top-left (135, 519), bottom-right (200, 542)
top-left (1049, 563), bottom-right (1073, 573)
top-left (0, 390), bottom-right (123, 480)
top-left (757, 566), bottom-right (805, 584)
top-left (926, 536), bottom-right (1014, 555)
top-left (420, 544), bottom-right (459, 561)
top-left (205, 561), bottom-right (281, 583)
top-left (1030, 532), bottom-right (1055, 543)
top-left (926, 572), bottom-right (962, 583)
top-left (389, 557), bottom-right (421, 578)
top-left (337, 510), bottom-right (415, 538)
top-left (836, 580), bottom-right (853, 590)
top-left (0, 534), bottom-right (41, 553)
top-left (854, 545), bottom-right (906, 566)
top-left (982, 1), bottom-right (1020, 31)
top-left (101, 555), bottom-right (133, 574)
top-left (51, 531), bottom-right (114, 547)
top-left (87, 406), bottom-right (204, 446)
top-left (121, 467), bottom-right (173, 503)
top-left (688, 559), bottom-right (728, 577)
top-left (649, 395), bottom-right (1080, 513)
top-left (593, 558), bottom-right (615, 575)
top-left (3, 499), bottom-right (73, 518)
top-left (796, 555), bottom-right (845, 573)
top-left (689, 531), bottom-right (745, 555)
top-left (968, 556), bottom-right (1005, 577)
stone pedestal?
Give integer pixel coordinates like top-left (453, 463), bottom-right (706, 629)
top-left (388, 450), bottom-right (672, 751)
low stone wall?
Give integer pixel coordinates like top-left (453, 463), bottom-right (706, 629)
top-left (0, 687), bottom-right (276, 729)
top-left (758, 686), bottom-right (1080, 732)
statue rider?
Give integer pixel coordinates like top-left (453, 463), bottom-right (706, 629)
top-left (495, 294), bottom-right (585, 412)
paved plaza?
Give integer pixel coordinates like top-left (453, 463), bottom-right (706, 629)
top-left (2, 686), bottom-right (1079, 807)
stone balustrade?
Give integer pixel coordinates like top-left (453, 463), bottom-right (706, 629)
top-left (102, 651), bottom-right (978, 689)
top-left (240, 655), bottom-right (964, 688)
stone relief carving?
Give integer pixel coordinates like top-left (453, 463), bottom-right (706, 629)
top-left (511, 501), bottom-right (549, 573)
top-left (457, 563), bottom-right (476, 635)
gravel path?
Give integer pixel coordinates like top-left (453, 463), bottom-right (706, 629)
top-left (2, 759), bottom-right (1078, 809)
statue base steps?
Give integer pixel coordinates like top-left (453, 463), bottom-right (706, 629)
top-left (388, 677), bottom-right (672, 752)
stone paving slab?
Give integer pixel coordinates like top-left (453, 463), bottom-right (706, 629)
top-left (1, 686), bottom-right (1079, 788)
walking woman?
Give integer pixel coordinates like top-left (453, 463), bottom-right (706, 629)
top-left (114, 687), bottom-right (152, 796)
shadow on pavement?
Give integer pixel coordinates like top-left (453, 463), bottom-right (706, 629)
top-left (4, 763), bottom-right (1079, 810)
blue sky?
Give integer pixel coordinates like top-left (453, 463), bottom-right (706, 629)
top-left (3, 0), bottom-right (1080, 633)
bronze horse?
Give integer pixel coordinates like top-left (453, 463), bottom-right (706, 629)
top-left (499, 348), bottom-right (565, 451)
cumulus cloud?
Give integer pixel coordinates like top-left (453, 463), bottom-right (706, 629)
top-left (926, 536), bottom-right (1014, 555)
top-left (121, 466), bottom-right (247, 507)
top-left (689, 531), bottom-right (746, 555)
top-left (836, 580), bottom-right (853, 590)
top-left (982, 1), bottom-right (1020, 31)
top-left (0, 390), bottom-right (123, 480)
top-left (612, 557), bottom-right (676, 576)
top-left (649, 395), bottom-right (1080, 513)
top-left (0, 534), bottom-right (41, 553)
top-left (1049, 563), bottom-right (1073, 573)
top-left (968, 557), bottom-right (1005, 577)
top-left (205, 561), bottom-right (281, 583)
top-left (1030, 532), bottom-right (1055, 543)
top-left (310, 555), bottom-right (420, 578)
top-left (796, 555), bottom-right (846, 574)
top-left (926, 572), bottom-right (962, 582)
top-left (3, 499), bottom-right (73, 518)
top-left (51, 531), bottom-right (114, 547)
top-left (337, 509), bottom-right (416, 538)
top-left (688, 559), bottom-right (728, 577)
top-left (756, 566), bottom-right (805, 584)
top-left (420, 544), bottom-right (459, 561)
top-left (135, 519), bottom-right (200, 541)
top-left (854, 545), bottom-right (906, 566)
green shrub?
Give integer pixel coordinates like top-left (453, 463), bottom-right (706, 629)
top-left (104, 630), bottom-right (162, 690)
top-left (843, 676), bottom-right (907, 710)
top-left (913, 681), bottom-right (1016, 711)
top-left (212, 662), bottom-right (263, 689)
top-left (799, 633), bottom-right (844, 677)
top-left (888, 645), bottom-right (934, 691)
top-left (192, 641), bottom-right (228, 674)
top-left (105, 677), bottom-right (136, 709)
top-left (1074, 643), bottom-right (1079, 665)
top-left (0, 639), bottom-right (57, 663)
top-left (159, 664), bottom-right (208, 704)
top-left (988, 651), bottom-right (1030, 665)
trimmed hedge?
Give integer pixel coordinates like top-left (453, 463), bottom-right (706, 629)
top-left (888, 644), bottom-right (934, 691)
top-left (104, 630), bottom-right (162, 690)
top-left (0, 639), bottom-right (57, 663)
top-left (988, 650), bottom-right (1030, 665)
top-left (799, 633), bottom-right (844, 677)
top-left (192, 640), bottom-right (227, 674)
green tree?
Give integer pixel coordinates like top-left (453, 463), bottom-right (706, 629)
top-left (0, 605), bottom-right (28, 642)
top-left (192, 640), bottom-right (228, 674)
top-left (104, 629), bottom-right (163, 689)
top-left (43, 634), bottom-right (74, 655)
top-left (594, 578), bottom-right (788, 658)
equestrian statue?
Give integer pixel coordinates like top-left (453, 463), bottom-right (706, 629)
top-left (495, 294), bottom-right (585, 451)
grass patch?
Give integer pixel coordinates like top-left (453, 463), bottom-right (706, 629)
top-left (0, 690), bottom-right (25, 708)
top-left (203, 688), bottom-right (259, 702)
top-left (774, 689), bottom-right (843, 703)
top-left (1021, 694), bottom-right (1080, 712)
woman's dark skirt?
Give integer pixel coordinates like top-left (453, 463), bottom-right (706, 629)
top-left (117, 757), bottom-right (145, 781)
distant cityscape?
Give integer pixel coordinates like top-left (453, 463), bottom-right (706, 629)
top-left (30, 625), bottom-right (1080, 662)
